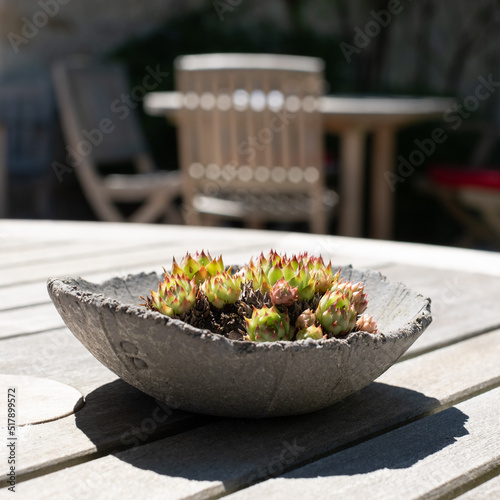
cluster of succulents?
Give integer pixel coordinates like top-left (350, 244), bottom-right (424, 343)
top-left (142, 250), bottom-right (379, 342)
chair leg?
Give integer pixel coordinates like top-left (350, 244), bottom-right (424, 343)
top-left (202, 213), bottom-right (224, 227)
top-left (434, 186), bottom-right (500, 247)
top-left (129, 190), bottom-right (177, 223)
top-left (88, 193), bottom-right (126, 222)
top-left (179, 203), bottom-right (203, 225)
top-left (309, 210), bottom-right (328, 234)
top-left (245, 217), bottom-right (266, 230)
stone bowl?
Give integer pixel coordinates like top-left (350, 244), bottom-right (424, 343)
top-left (47, 267), bottom-right (432, 418)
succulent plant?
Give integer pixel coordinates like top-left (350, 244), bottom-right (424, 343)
top-left (296, 324), bottom-right (324, 341)
top-left (172, 251), bottom-right (225, 285)
top-left (295, 308), bottom-right (316, 330)
top-left (335, 280), bottom-right (368, 314)
top-left (245, 305), bottom-right (291, 342)
top-left (356, 314), bottom-right (378, 334)
top-left (315, 290), bottom-right (357, 336)
top-left (237, 250), bottom-right (339, 300)
top-left (270, 278), bottom-right (299, 306)
top-left (236, 266), bottom-right (273, 294)
top-left (143, 249), bottom-right (379, 342)
top-left (150, 273), bottom-right (197, 317)
top-left (200, 271), bottom-right (242, 309)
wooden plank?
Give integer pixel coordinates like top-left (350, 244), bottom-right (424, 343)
top-left (226, 388), bottom-right (500, 500)
top-left (0, 246), bottom-right (293, 312)
top-left (379, 265), bottom-right (500, 358)
top-left (2, 221), bottom-right (500, 277)
top-left (268, 235), bottom-right (392, 270)
top-left (0, 282), bottom-right (50, 312)
top-left (0, 303), bottom-right (65, 338)
top-left (0, 238), bottom-right (278, 288)
top-left (0, 239), bottom-right (72, 254)
top-left (0, 242), bottom-right (172, 287)
top-left (457, 474), bottom-right (500, 499)
top-left (0, 220), bottom-right (276, 245)
top-left (0, 328), bottom-right (120, 393)
top-left (0, 239), bottom-right (176, 268)
top-left (0, 374), bottom-right (84, 425)
top-left (271, 232), bottom-right (500, 277)
top-left (0, 329), bottom-right (207, 486)
top-left (9, 328), bottom-right (500, 497)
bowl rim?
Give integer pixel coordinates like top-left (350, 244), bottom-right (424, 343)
top-left (47, 266), bottom-right (432, 354)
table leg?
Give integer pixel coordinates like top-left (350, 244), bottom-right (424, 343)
top-left (371, 126), bottom-right (396, 240)
top-left (339, 128), bottom-right (366, 237)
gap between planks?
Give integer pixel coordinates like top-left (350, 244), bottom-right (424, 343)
top-left (451, 469), bottom-right (500, 500)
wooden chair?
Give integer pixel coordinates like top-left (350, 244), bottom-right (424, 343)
top-left (174, 53), bottom-right (338, 233)
top-left (427, 122), bottom-right (500, 246)
top-left (52, 59), bottom-right (182, 223)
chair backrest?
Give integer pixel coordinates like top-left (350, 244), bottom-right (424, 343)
top-left (174, 53), bottom-right (326, 208)
top-left (53, 58), bottom-right (149, 167)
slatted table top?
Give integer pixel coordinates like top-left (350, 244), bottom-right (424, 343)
top-left (1, 219), bottom-right (499, 499)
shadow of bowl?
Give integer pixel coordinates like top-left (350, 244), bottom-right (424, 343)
top-left (47, 266), bottom-right (431, 418)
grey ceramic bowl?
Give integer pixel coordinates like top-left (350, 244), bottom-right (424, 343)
top-left (47, 267), bottom-right (431, 418)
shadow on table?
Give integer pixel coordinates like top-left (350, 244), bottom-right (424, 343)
top-left (73, 378), bottom-right (206, 450)
top-left (286, 404), bottom-right (469, 479)
top-left (75, 380), bottom-right (468, 486)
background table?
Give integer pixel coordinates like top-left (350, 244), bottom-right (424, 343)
top-left (1, 220), bottom-right (499, 498)
top-left (145, 93), bottom-right (454, 239)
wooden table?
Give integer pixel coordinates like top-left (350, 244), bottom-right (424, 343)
top-left (1, 219), bottom-right (500, 499)
top-left (145, 93), bottom-right (454, 239)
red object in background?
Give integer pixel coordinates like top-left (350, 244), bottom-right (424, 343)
top-left (429, 164), bottom-right (500, 190)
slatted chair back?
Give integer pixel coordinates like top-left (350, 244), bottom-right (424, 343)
top-left (54, 60), bottom-right (151, 169)
top-left (174, 53), bottom-right (330, 232)
top-left (53, 58), bottom-right (182, 223)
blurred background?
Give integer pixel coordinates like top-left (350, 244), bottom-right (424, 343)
top-left (1, 0), bottom-right (500, 248)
